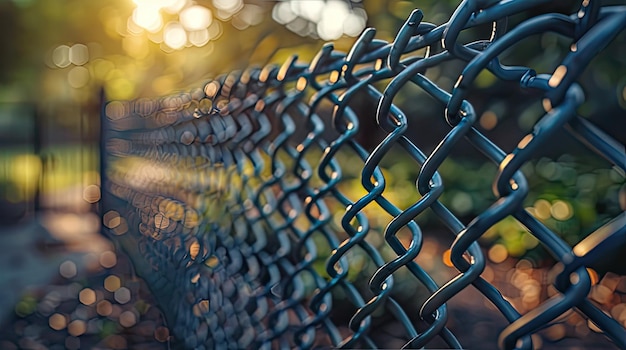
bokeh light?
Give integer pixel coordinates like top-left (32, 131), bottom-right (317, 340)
top-left (188, 29), bottom-right (210, 47)
top-left (154, 326), bottom-right (170, 342)
top-left (533, 199), bottom-right (551, 220)
top-left (272, 0), bottom-right (367, 39)
top-left (480, 110), bottom-right (498, 130)
top-left (119, 310), bottom-right (137, 327)
top-left (82, 184), bottom-right (101, 203)
top-left (163, 22), bottom-right (187, 50)
top-left (48, 313), bottom-right (67, 331)
top-left (119, 0), bottom-right (248, 54)
top-left (67, 320), bottom-right (86, 337)
top-left (180, 5), bottom-right (212, 31)
top-left (78, 288), bottom-right (96, 306)
top-left (99, 251), bottom-right (117, 269)
top-left (69, 44), bottom-right (89, 66)
top-left (104, 275), bottom-right (121, 292)
top-left (112, 217), bottom-right (129, 235)
top-left (550, 200), bottom-right (573, 221)
top-left (233, 4), bottom-right (264, 29)
top-left (488, 244), bottom-right (508, 263)
top-left (96, 300), bottom-right (113, 316)
top-left (273, 2), bottom-right (297, 25)
top-left (52, 45), bottom-right (71, 68)
top-left (442, 249), bottom-right (453, 267)
top-left (114, 287), bottom-right (131, 304)
top-left (67, 66), bottom-right (90, 88)
top-left (162, 0), bottom-right (188, 14)
top-left (103, 211), bottom-right (121, 229)
top-left (132, 6), bottom-right (163, 32)
top-left (213, 0), bottom-right (243, 17)
top-left (59, 261), bottom-right (78, 279)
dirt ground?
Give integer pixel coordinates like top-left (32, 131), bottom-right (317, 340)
top-left (0, 218), bottom-right (621, 349)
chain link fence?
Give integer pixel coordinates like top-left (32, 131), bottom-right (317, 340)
top-left (102, 1), bottom-right (626, 348)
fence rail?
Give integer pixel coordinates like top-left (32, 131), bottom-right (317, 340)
top-left (102, 1), bottom-right (626, 349)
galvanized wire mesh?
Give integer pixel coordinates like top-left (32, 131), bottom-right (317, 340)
top-left (101, 1), bottom-right (626, 349)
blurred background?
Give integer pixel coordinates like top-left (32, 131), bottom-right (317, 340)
top-left (0, 0), bottom-right (625, 349)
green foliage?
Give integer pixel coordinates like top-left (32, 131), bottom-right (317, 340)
top-left (328, 149), bottom-right (624, 263)
top-left (14, 294), bottom-right (37, 317)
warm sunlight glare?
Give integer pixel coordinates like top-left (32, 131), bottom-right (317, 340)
top-left (273, 0), bottom-right (367, 39)
top-left (180, 5), bottom-right (212, 31)
top-left (132, 6), bottom-right (163, 32)
top-left (163, 22), bottom-right (187, 50)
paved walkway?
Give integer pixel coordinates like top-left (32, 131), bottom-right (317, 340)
top-left (0, 219), bottom-right (84, 324)
top-left (0, 215), bottom-right (169, 349)
top-left (0, 216), bottom-right (620, 349)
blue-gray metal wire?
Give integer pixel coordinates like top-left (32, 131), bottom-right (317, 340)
top-left (101, 1), bottom-right (626, 349)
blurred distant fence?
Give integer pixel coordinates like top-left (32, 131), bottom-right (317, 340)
top-left (0, 103), bottom-right (37, 223)
top-left (101, 1), bottom-right (626, 349)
